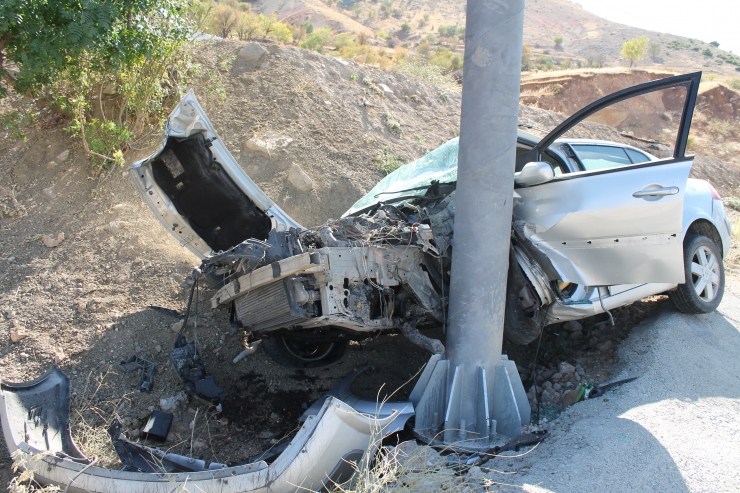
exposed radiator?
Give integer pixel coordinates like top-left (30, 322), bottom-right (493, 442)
top-left (233, 280), bottom-right (305, 332)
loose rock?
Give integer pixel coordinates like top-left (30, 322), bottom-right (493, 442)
top-left (559, 362), bottom-right (576, 375)
top-left (562, 389), bottom-right (580, 407)
top-left (56, 150), bottom-right (70, 162)
top-left (598, 340), bottom-right (614, 352)
top-left (43, 232), bottom-right (65, 248)
top-left (232, 42), bottom-right (268, 73)
top-left (159, 391), bottom-right (188, 412)
top-left (10, 328), bottom-right (27, 343)
top-left (244, 132), bottom-right (293, 156)
top-left (386, 440), bottom-right (445, 471)
top-left (54, 346), bottom-right (66, 363)
top-left (286, 164), bottom-right (313, 192)
top-left (170, 320), bottom-right (195, 333)
top-left (378, 83), bottom-right (394, 96)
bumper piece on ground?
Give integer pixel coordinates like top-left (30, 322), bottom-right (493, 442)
top-left (1, 366), bottom-right (405, 493)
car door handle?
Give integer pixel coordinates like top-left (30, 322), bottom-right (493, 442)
top-left (632, 186), bottom-right (679, 198)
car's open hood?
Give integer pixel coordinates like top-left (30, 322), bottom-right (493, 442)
top-left (130, 90), bottom-right (302, 259)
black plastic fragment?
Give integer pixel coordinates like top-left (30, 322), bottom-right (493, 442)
top-left (119, 355), bottom-right (156, 392)
top-left (170, 334), bottom-right (226, 405)
top-left (108, 419), bottom-right (227, 473)
top-left (200, 238), bottom-right (270, 270)
top-left (147, 305), bottom-right (182, 318)
top-left (141, 411), bottom-right (173, 441)
top-left (588, 376), bottom-right (638, 398)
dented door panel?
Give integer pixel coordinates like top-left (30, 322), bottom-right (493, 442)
top-left (514, 159), bottom-right (693, 286)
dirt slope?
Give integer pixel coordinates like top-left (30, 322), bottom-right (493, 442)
top-left (193, 40), bottom-right (462, 227)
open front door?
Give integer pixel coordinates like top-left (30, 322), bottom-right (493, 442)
top-left (514, 72), bottom-right (702, 287)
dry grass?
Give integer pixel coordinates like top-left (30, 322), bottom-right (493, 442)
top-left (8, 451), bottom-right (61, 493)
top-left (70, 367), bottom-right (127, 468)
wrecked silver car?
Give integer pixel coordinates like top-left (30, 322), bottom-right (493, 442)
top-left (131, 72), bottom-right (730, 367)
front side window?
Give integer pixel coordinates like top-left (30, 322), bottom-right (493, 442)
top-left (572, 145), bottom-right (631, 171)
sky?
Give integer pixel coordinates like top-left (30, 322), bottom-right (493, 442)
top-left (574, 0), bottom-right (740, 54)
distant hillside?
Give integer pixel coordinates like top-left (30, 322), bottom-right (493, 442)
top-left (252, 0), bottom-right (740, 76)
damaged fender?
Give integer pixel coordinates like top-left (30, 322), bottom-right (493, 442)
top-left (1, 367), bottom-right (402, 492)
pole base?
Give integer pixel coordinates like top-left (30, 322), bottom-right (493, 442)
top-left (409, 354), bottom-right (530, 452)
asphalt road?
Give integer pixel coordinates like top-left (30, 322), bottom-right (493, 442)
top-left (494, 285), bottom-right (740, 492)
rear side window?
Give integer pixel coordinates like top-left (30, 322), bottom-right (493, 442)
top-left (625, 148), bottom-right (650, 164)
top-left (572, 145), bottom-right (631, 171)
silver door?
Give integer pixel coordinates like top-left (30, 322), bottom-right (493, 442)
top-left (514, 73), bottom-right (702, 286)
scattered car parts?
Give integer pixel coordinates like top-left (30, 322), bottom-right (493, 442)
top-left (171, 333), bottom-right (226, 406)
top-left (140, 411), bottom-right (173, 442)
top-left (119, 355), bottom-right (156, 393)
top-left (1, 366), bottom-right (407, 493)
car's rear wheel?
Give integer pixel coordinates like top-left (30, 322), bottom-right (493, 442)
top-left (262, 335), bottom-right (347, 368)
top-left (670, 235), bottom-right (725, 314)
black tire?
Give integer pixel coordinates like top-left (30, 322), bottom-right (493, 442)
top-left (262, 335), bottom-right (347, 368)
top-left (670, 235), bottom-right (725, 314)
top-left (504, 250), bottom-right (547, 345)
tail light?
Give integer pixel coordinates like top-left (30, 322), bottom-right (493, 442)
top-left (706, 182), bottom-right (722, 200)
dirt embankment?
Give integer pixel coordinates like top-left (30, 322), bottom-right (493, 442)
top-left (193, 40), bottom-right (462, 227)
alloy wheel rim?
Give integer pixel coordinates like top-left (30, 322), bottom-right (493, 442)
top-left (690, 245), bottom-right (720, 302)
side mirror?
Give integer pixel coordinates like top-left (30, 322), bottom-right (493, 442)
top-left (515, 161), bottom-right (555, 187)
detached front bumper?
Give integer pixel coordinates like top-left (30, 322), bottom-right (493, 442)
top-left (1, 367), bottom-right (404, 493)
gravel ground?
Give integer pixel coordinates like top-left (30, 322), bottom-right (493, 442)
top-left (485, 280), bottom-right (740, 493)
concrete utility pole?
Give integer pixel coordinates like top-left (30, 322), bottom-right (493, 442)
top-left (409, 0), bottom-right (529, 449)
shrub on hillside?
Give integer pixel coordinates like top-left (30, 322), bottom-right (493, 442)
top-left (621, 36), bottom-right (649, 67)
top-left (522, 45), bottom-right (532, 70)
top-left (648, 41), bottom-right (661, 58)
top-left (397, 57), bottom-right (455, 87)
top-left (300, 27), bottom-right (334, 53)
top-left (428, 47), bottom-right (462, 72)
top-left (438, 25), bottom-right (464, 38)
top-left (209, 4), bottom-right (239, 38)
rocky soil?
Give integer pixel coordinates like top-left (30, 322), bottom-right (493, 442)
top-left (1, 38), bottom-right (739, 489)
